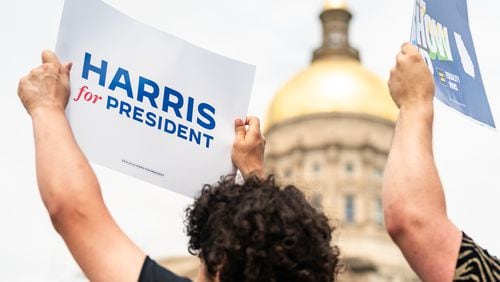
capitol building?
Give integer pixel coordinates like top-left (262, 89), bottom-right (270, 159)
top-left (163, 0), bottom-right (419, 280)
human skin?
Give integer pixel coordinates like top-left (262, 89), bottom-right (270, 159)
top-left (383, 43), bottom-right (462, 282)
top-left (18, 50), bottom-right (265, 282)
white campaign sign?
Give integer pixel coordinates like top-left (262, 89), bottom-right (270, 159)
top-left (55, 0), bottom-right (255, 197)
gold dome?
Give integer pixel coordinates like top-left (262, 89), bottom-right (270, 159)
top-left (324, 0), bottom-right (349, 10)
top-left (266, 57), bottom-right (398, 130)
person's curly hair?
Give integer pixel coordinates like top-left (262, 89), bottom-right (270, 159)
top-left (185, 175), bottom-right (342, 282)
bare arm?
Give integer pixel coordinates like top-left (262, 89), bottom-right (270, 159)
top-left (232, 116), bottom-right (266, 180)
top-left (19, 51), bottom-right (145, 282)
top-left (384, 43), bottom-right (462, 282)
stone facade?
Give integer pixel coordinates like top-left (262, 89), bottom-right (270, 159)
top-left (161, 1), bottom-right (420, 280)
top-left (264, 113), bottom-right (419, 281)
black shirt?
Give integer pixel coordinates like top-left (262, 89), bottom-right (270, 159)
top-left (139, 256), bottom-right (192, 282)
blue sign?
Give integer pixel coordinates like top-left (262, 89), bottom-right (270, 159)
top-left (411, 0), bottom-right (495, 128)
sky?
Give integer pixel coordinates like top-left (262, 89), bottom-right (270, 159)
top-left (1, 0), bottom-right (499, 281)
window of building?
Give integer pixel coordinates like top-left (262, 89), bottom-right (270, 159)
top-left (345, 162), bottom-right (354, 173)
top-left (375, 197), bottom-right (383, 226)
top-left (312, 162), bottom-right (321, 173)
top-left (345, 195), bottom-right (355, 223)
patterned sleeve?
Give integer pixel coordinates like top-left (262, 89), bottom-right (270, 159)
top-left (454, 232), bottom-right (499, 281)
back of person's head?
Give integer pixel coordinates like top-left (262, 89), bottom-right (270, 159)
top-left (185, 175), bottom-right (341, 282)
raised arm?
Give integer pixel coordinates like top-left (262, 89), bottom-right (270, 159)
top-left (232, 116), bottom-right (266, 180)
top-left (18, 51), bottom-right (145, 282)
top-left (383, 43), bottom-right (462, 281)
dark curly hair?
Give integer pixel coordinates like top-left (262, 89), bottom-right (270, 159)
top-left (185, 175), bottom-right (342, 282)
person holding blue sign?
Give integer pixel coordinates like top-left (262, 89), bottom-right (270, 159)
top-left (411, 0), bottom-right (495, 128)
top-left (17, 51), bottom-right (342, 282)
top-left (384, 43), bottom-right (499, 281)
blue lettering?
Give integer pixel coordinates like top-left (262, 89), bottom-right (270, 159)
top-left (106, 95), bottom-right (119, 110)
top-left (157, 116), bottom-right (163, 130)
top-left (186, 96), bottom-right (195, 122)
top-left (83, 53), bottom-right (219, 136)
top-left (163, 118), bottom-right (176, 134)
top-left (162, 86), bottom-right (184, 118)
top-left (145, 112), bottom-right (157, 127)
top-left (138, 77), bottom-right (159, 109)
top-left (119, 101), bottom-right (132, 118)
top-left (177, 124), bottom-right (188, 140)
top-left (189, 129), bottom-right (201, 145)
top-left (132, 106), bottom-right (144, 123)
top-left (82, 52), bottom-right (107, 87)
top-left (203, 134), bottom-right (214, 149)
top-left (109, 68), bottom-right (133, 98)
top-left (197, 103), bottom-right (216, 130)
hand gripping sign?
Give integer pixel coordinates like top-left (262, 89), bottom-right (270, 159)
top-left (411, 0), bottom-right (495, 128)
top-left (55, 0), bottom-right (255, 197)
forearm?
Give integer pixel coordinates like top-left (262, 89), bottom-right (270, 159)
top-left (31, 107), bottom-right (142, 280)
top-left (384, 104), bottom-right (463, 281)
top-left (21, 52), bottom-right (146, 282)
top-left (232, 117), bottom-right (266, 181)
top-left (384, 43), bottom-right (462, 281)
top-left (383, 104), bottom-right (447, 227)
top-left (31, 107), bottom-right (103, 219)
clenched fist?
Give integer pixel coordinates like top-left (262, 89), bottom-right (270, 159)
top-left (18, 50), bottom-right (72, 115)
top-left (232, 116), bottom-right (266, 180)
top-left (388, 43), bottom-right (435, 111)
